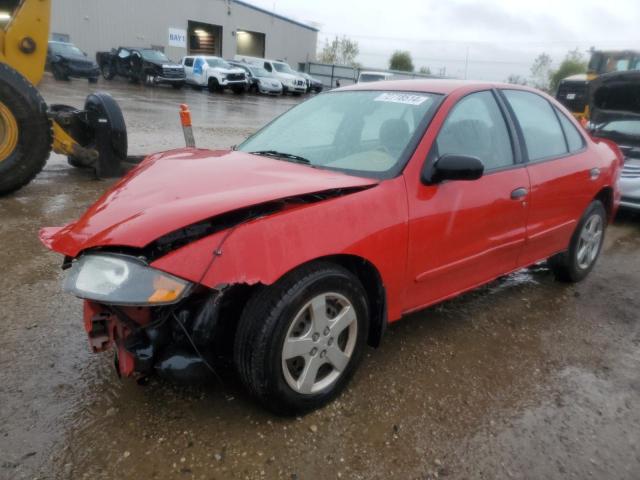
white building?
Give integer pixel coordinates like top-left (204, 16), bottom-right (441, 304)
top-left (50, 0), bottom-right (318, 67)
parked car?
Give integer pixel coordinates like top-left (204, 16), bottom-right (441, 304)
top-left (40, 80), bottom-right (621, 415)
top-left (299, 72), bottom-right (324, 93)
top-left (182, 56), bottom-right (248, 94)
top-left (227, 60), bottom-right (282, 95)
top-left (357, 71), bottom-right (394, 83)
top-left (589, 70), bottom-right (640, 211)
top-left (96, 47), bottom-right (185, 88)
top-left (235, 55), bottom-right (307, 95)
top-left (47, 41), bottom-right (99, 83)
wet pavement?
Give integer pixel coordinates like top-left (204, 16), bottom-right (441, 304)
top-left (1, 76), bottom-right (639, 480)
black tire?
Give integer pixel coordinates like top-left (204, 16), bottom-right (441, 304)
top-left (88, 77), bottom-right (98, 84)
top-left (101, 62), bottom-right (115, 80)
top-left (0, 64), bottom-right (51, 196)
top-left (172, 82), bottom-right (184, 90)
top-left (232, 86), bottom-right (245, 94)
top-left (234, 262), bottom-right (369, 415)
top-left (208, 78), bottom-right (221, 93)
top-left (67, 92), bottom-right (127, 170)
top-left (548, 200), bottom-right (607, 283)
top-left (52, 64), bottom-right (69, 81)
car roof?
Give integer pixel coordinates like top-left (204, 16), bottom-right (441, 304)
top-left (341, 79), bottom-right (530, 96)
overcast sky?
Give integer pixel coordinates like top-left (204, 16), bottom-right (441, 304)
top-left (247, 0), bottom-right (640, 81)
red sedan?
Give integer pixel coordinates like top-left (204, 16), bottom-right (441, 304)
top-left (41, 80), bottom-right (622, 414)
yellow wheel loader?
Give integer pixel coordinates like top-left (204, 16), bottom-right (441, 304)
top-left (556, 49), bottom-right (640, 121)
top-left (0, 0), bottom-right (128, 195)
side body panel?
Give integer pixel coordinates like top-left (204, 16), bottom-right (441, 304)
top-left (520, 150), bottom-right (602, 265)
top-left (400, 86), bottom-right (530, 313)
top-left (151, 178), bottom-right (411, 322)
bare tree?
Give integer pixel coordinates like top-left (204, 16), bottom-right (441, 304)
top-left (506, 74), bottom-right (528, 85)
top-left (530, 52), bottom-right (553, 91)
top-left (318, 36), bottom-right (360, 67)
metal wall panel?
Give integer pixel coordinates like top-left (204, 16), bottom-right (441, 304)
top-left (50, 0), bottom-right (318, 66)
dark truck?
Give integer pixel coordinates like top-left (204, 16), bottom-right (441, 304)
top-left (96, 47), bottom-right (185, 89)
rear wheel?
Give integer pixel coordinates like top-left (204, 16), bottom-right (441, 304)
top-left (548, 201), bottom-right (606, 282)
top-left (234, 262), bottom-right (369, 415)
top-left (0, 63), bottom-right (51, 195)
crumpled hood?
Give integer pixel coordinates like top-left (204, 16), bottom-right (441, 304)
top-left (40, 149), bottom-right (377, 257)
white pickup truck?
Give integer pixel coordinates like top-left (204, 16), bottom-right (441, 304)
top-left (182, 55), bottom-right (248, 93)
top-left (235, 56), bottom-right (307, 95)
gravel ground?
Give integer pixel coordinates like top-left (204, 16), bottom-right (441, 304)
top-left (0, 75), bottom-right (639, 480)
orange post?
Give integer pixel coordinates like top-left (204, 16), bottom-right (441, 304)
top-left (180, 104), bottom-right (196, 148)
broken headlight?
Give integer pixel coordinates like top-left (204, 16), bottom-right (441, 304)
top-left (64, 253), bottom-right (192, 306)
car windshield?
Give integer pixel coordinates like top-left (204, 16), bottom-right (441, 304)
top-left (273, 62), bottom-right (294, 74)
top-left (359, 74), bottom-right (387, 83)
top-left (50, 43), bottom-right (84, 57)
top-left (207, 58), bottom-right (231, 68)
top-left (250, 66), bottom-right (271, 77)
top-left (238, 91), bottom-right (441, 179)
top-left (141, 50), bottom-right (169, 63)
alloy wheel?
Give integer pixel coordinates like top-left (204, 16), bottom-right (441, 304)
top-left (576, 214), bottom-right (603, 270)
top-left (281, 292), bottom-right (358, 395)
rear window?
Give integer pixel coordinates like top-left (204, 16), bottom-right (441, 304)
top-left (503, 90), bottom-right (568, 161)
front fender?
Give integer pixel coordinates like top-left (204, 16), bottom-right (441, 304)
top-left (151, 177), bottom-right (409, 321)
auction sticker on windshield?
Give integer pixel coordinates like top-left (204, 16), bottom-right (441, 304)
top-left (374, 92), bottom-right (430, 106)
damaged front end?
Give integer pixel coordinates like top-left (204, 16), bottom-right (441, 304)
top-left (65, 252), bottom-right (226, 382)
top-left (83, 289), bottom-right (225, 382)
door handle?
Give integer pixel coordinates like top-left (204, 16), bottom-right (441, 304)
top-left (590, 168), bottom-right (601, 180)
top-left (511, 187), bottom-right (528, 200)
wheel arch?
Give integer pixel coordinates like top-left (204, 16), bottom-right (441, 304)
top-left (221, 254), bottom-right (388, 349)
top-left (594, 186), bottom-right (614, 222)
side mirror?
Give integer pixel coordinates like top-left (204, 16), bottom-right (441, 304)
top-left (422, 154), bottom-right (484, 185)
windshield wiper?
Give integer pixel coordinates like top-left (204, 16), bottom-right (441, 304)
top-left (250, 150), bottom-right (311, 165)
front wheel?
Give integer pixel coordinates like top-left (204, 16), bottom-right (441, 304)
top-left (0, 64), bottom-right (51, 195)
top-left (548, 200), bottom-right (606, 282)
top-left (101, 62), bottom-right (115, 80)
top-left (52, 64), bottom-right (69, 81)
top-left (208, 78), bottom-right (222, 93)
top-left (234, 262), bottom-right (369, 415)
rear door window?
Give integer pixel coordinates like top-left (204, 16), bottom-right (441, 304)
top-left (503, 90), bottom-right (568, 161)
top-left (555, 108), bottom-right (586, 152)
